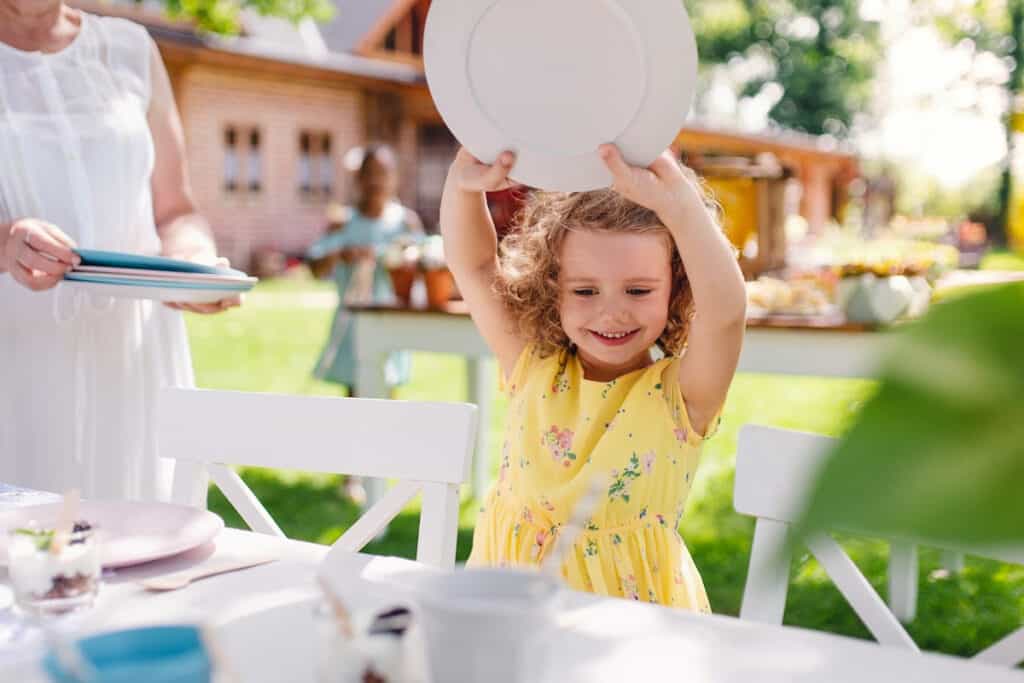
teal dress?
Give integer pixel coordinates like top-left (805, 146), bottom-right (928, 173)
top-left (307, 202), bottom-right (413, 389)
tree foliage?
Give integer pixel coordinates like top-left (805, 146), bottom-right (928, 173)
top-left (684, 0), bottom-right (882, 138)
top-left (159, 0), bottom-right (333, 34)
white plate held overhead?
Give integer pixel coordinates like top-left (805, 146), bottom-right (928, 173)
top-left (424, 0), bottom-right (698, 192)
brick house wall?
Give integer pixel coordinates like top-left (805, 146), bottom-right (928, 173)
top-left (173, 67), bottom-right (367, 268)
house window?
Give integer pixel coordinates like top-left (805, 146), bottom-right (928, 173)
top-left (248, 130), bottom-right (262, 193)
top-left (298, 130), bottom-right (334, 200)
top-left (223, 124), bottom-right (262, 195)
top-left (223, 127), bottom-right (238, 192)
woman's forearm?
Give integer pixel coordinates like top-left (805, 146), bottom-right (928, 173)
top-left (157, 211), bottom-right (217, 262)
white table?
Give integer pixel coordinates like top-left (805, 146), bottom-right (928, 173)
top-left (349, 305), bottom-right (935, 622)
top-left (3, 489), bottom-right (1019, 682)
top-left (350, 305), bottom-right (889, 494)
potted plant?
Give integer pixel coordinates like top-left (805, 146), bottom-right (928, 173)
top-left (419, 235), bottom-right (454, 309)
top-left (382, 238), bottom-right (420, 307)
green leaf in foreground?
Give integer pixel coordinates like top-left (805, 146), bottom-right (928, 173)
top-left (798, 283), bottom-right (1024, 546)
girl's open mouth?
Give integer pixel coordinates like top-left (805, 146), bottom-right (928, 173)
top-left (589, 329), bottom-right (640, 347)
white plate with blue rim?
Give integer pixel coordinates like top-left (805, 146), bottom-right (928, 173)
top-left (73, 249), bottom-right (246, 276)
top-left (61, 274), bottom-right (253, 304)
top-left (423, 0), bottom-right (698, 192)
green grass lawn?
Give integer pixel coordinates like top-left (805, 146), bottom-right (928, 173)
top-left (186, 276), bottom-right (1023, 658)
top-left (981, 249), bottom-right (1024, 271)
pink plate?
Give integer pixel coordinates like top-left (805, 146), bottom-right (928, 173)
top-left (0, 500), bottom-right (224, 569)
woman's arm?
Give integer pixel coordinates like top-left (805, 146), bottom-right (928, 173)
top-left (601, 145), bottom-right (746, 435)
top-left (147, 41), bottom-right (239, 314)
top-left (440, 148), bottom-right (525, 378)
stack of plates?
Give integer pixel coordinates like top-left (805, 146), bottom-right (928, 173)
top-left (62, 249), bottom-right (258, 304)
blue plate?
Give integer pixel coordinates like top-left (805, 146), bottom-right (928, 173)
top-left (43, 625), bottom-right (212, 683)
top-left (74, 249), bottom-right (246, 277)
top-left (64, 273), bottom-right (253, 291)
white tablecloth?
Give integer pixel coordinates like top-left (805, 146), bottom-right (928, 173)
top-left (3, 487), bottom-right (1021, 682)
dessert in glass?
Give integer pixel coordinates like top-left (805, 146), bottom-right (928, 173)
top-left (7, 521), bottom-right (102, 615)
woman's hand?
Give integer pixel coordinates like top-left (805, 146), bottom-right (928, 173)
top-left (0, 218), bottom-right (80, 291)
top-left (163, 255), bottom-right (242, 315)
top-left (598, 144), bottom-right (703, 221)
top-left (448, 147), bottom-right (518, 193)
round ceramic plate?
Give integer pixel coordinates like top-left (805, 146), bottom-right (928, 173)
top-left (74, 249), bottom-right (246, 277)
top-left (0, 500), bottom-right (224, 569)
top-left (424, 0), bottom-right (698, 192)
top-left (60, 278), bottom-right (250, 304)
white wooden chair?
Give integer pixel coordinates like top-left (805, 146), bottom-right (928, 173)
top-left (734, 423), bottom-right (1024, 667)
top-left (157, 388), bottom-right (478, 570)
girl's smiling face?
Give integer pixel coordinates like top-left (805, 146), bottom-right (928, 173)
top-left (558, 229), bottom-right (673, 381)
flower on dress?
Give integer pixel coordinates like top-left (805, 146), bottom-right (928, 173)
top-left (584, 539), bottom-right (599, 557)
top-left (539, 497), bottom-right (556, 513)
top-left (541, 425), bottom-right (577, 466)
top-left (641, 450), bottom-right (656, 474)
top-left (607, 454), bottom-right (642, 504)
top-left (674, 427), bottom-right (689, 444)
top-left (532, 529), bottom-right (550, 561)
top-left (622, 574), bottom-right (640, 601)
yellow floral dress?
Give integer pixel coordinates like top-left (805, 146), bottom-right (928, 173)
top-left (468, 344), bottom-right (716, 612)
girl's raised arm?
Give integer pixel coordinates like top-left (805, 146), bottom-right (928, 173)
top-left (440, 148), bottom-right (526, 378)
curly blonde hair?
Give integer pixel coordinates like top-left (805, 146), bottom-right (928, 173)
top-left (497, 183), bottom-right (721, 359)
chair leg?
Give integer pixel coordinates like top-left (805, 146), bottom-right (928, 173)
top-left (888, 542), bottom-right (918, 623)
top-left (466, 357), bottom-right (493, 500)
top-left (941, 549), bottom-right (965, 574)
top-left (418, 482), bottom-right (460, 570)
top-left (740, 519), bottom-right (792, 624)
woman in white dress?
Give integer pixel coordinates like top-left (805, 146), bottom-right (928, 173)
top-left (0, 2), bottom-right (239, 501)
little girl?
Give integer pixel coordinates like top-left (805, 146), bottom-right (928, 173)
top-left (440, 145), bottom-right (747, 610)
top-left (307, 144), bottom-right (424, 396)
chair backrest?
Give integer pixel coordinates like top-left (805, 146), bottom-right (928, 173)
top-left (735, 423), bottom-right (1024, 667)
top-left (157, 388), bottom-right (478, 570)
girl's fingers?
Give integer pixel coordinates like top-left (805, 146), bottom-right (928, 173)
top-left (477, 151), bottom-right (515, 190)
top-left (598, 144), bottom-right (634, 188)
top-left (648, 152), bottom-right (681, 180)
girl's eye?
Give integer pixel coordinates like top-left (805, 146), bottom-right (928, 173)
top-left (573, 288), bottom-right (597, 297)
top-left (627, 288), bottom-right (652, 296)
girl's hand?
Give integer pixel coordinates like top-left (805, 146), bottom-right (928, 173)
top-left (164, 255), bottom-right (242, 315)
top-left (0, 218), bottom-right (80, 291)
top-left (448, 147), bottom-right (518, 193)
top-left (340, 246), bottom-right (376, 264)
top-left (599, 144), bottom-right (701, 220)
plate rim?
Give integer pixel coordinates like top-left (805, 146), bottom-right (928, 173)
top-left (0, 500), bottom-right (225, 569)
top-left (74, 249), bottom-right (246, 277)
top-left (63, 273), bottom-right (253, 291)
top-left (72, 265), bottom-right (258, 285)
top-left (423, 0), bottom-right (698, 192)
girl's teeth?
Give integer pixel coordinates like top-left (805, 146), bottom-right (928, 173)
top-left (599, 331), bottom-right (629, 339)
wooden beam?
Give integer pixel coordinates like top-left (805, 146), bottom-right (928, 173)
top-left (356, 0), bottom-right (423, 55)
